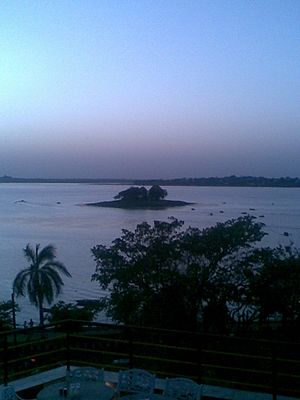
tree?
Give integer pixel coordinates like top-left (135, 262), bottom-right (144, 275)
top-left (177, 216), bottom-right (266, 331)
top-left (91, 218), bottom-right (185, 328)
top-left (46, 301), bottom-right (100, 324)
top-left (148, 185), bottom-right (168, 201)
top-left (0, 300), bottom-right (19, 331)
top-left (91, 216), bottom-right (266, 331)
top-left (13, 244), bottom-right (71, 326)
top-left (114, 187), bottom-right (148, 201)
top-left (113, 185), bottom-right (167, 202)
top-left (249, 245), bottom-right (300, 329)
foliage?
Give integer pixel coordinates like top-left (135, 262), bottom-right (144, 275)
top-left (91, 216), bottom-right (270, 331)
top-left (114, 185), bottom-right (168, 202)
top-left (0, 300), bottom-right (19, 331)
top-left (148, 185), bottom-right (168, 201)
top-left (133, 176), bottom-right (300, 188)
top-left (175, 217), bottom-right (265, 331)
top-left (46, 301), bottom-right (100, 323)
top-left (92, 215), bottom-right (300, 335)
top-left (13, 244), bottom-right (71, 326)
top-left (114, 186), bottom-right (148, 201)
top-left (92, 217), bottom-right (184, 327)
top-left (249, 245), bottom-right (300, 324)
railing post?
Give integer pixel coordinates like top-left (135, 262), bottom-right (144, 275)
top-left (65, 321), bottom-right (71, 372)
top-left (128, 327), bottom-right (133, 368)
top-left (271, 343), bottom-right (277, 400)
top-left (197, 333), bottom-right (203, 384)
top-left (3, 332), bottom-right (8, 386)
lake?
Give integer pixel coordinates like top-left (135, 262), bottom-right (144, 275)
top-left (1, 183), bottom-right (300, 325)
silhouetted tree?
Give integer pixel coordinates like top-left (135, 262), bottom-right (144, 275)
top-left (178, 216), bottom-right (266, 331)
top-left (92, 218), bottom-right (185, 328)
top-left (114, 185), bottom-right (168, 202)
top-left (249, 246), bottom-right (300, 327)
top-left (91, 216), bottom-right (266, 332)
top-left (148, 185), bottom-right (168, 201)
top-left (47, 301), bottom-right (100, 323)
top-left (0, 300), bottom-right (19, 331)
top-left (13, 244), bottom-right (71, 326)
top-left (114, 186), bottom-right (148, 201)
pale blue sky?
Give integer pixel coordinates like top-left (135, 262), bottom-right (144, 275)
top-left (1, 0), bottom-right (299, 178)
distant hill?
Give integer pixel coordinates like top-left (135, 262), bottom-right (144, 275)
top-left (1, 175), bottom-right (300, 187)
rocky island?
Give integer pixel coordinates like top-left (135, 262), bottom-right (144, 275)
top-left (85, 185), bottom-right (193, 209)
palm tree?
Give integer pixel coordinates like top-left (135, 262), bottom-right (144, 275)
top-left (13, 243), bottom-right (71, 326)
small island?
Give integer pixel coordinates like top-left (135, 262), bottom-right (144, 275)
top-left (85, 185), bottom-right (193, 209)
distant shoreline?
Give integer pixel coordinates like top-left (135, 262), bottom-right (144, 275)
top-left (85, 199), bottom-right (193, 209)
top-left (1, 175), bottom-right (300, 188)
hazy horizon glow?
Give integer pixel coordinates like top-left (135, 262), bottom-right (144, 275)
top-left (1, 1), bottom-right (300, 179)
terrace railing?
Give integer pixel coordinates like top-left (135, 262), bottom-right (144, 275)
top-left (0, 320), bottom-right (300, 399)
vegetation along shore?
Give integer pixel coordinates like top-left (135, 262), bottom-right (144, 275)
top-left (2, 175), bottom-right (300, 187)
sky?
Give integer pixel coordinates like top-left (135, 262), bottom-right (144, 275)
top-left (1, 0), bottom-right (300, 179)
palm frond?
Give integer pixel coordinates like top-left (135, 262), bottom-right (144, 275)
top-left (38, 244), bottom-right (56, 263)
top-left (43, 267), bottom-right (64, 285)
top-left (41, 274), bottom-right (55, 305)
top-left (43, 261), bottom-right (72, 277)
top-left (41, 267), bottom-right (64, 296)
top-left (13, 269), bottom-right (31, 297)
top-left (23, 244), bottom-right (37, 264)
top-left (28, 289), bottom-right (39, 307)
top-left (27, 272), bottom-right (40, 307)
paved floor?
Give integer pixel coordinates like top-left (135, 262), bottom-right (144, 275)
top-left (0, 366), bottom-right (298, 400)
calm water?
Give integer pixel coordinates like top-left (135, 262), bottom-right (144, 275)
top-left (1, 183), bottom-right (300, 325)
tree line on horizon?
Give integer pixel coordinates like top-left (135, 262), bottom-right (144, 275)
top-left (1, 175), bottom-right (300, 187)
top-left (134, 175), bottom-right (300, 187)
